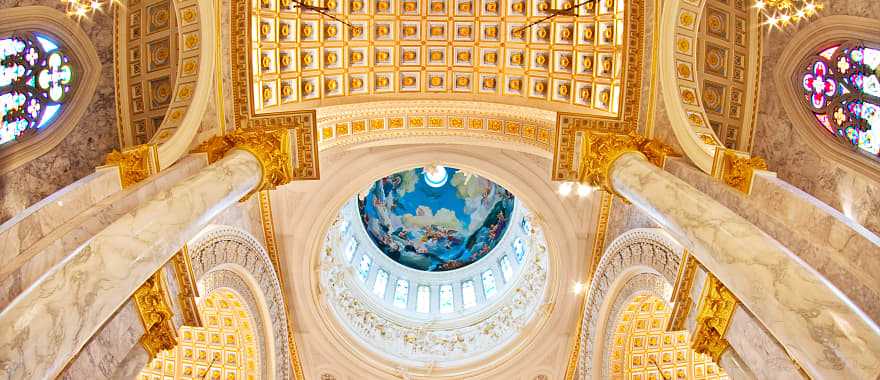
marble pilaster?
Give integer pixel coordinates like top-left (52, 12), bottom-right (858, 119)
top-left (717, 349), bottom-right (755, 380)
top-left (0, 150), bottom-right (261, 379)
top-left (58, 300), bottom-right (144, 380)
top-left (609, 152), bottom-right (880, 379)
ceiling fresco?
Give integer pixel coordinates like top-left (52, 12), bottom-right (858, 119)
top-left (358, 166), bottom-right (515, 271)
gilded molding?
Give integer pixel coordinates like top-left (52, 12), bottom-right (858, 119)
top-left (711, 148), bottom-right (769, 194)
top-left (579, 131), bottom-right (674, 194)
top-left (257, 191), bottom-right (305, 380)
top-left (133, 272), bottom-right (178, 359)
top-left (691, 274), bottom-right (736, 362)
top-left (171, 246), bottom-right (202, 327)
top-left (564, 191), bottom-right (613, 380)
top-left (103, 144), bottom-right (159, 188)
top-left (666, 250), bottom-right (697, 331)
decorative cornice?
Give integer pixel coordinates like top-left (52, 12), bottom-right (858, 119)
top-left (564, 191), bottom-right (614, 380)
top-left (103, 144), bottom-right (159, 188)
top-left (710, 148), bottom-right (770, 194)
top-left (667, 250), bottom-right (697, 331)
top-left (257, 191), bottom-right (305, 380)
top-left (133, 272), bottom-right (178, 359)
top-left (690, 274), bottom-right (736, 362)
top-left (170, 246), bottom-right (202, 327)
top-left (579, 131), bottom-right (674, 194)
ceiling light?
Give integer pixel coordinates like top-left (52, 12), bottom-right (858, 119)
top-left (576, 183), bottom-right (593, 197)
top-left (558, 182), bottom-right (573, 197)
top-left (573, 282), bottom-right (585, 295)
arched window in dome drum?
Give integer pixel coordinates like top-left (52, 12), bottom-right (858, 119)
top-left (513, 237), bottom-right (527, 263)
top-left (462, 280), bottom-right (477, 309)
top-left (1, 32), bottom-right (75, 145)
top-left (439, 284), bottom-right (454, 314)
top-left (393, 279), bottom-right (409, 309)
top-left (799, 42), bottom-right (880, 159)
top-left (344, 238), bottom-right (358, 262)
top-left (499, 255), bottom-right (513, 283)
top-left (416, 285), bottom-right (430, 313)
top-left (481, 270), bottom-right (498, 299)
top-left (356, 255), bottom-right (372, 281)
top-left (372, 269), bottom-right (388, 297)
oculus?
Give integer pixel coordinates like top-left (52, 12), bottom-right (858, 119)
top-left (358, 166), bottom-right (515, 271)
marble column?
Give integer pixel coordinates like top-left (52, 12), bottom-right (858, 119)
top-left (607, 152), bottom-right (880, 379)
top-left (0, 150), bottom-right (261, 380)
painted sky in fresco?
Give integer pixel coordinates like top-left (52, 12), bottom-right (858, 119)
top-left (358, 167), bottom-right (515, 271)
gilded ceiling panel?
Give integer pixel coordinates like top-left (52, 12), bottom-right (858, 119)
top-left (250, 0), bottom-right (627, 115)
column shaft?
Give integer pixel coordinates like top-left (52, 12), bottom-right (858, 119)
top-left (0, 150), bottom-right (261, 380)
top-left (609, 152), bottom-right (880, 379)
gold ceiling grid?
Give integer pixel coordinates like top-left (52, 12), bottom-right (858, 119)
top-left (250, 0), bottom-right (626, 114)
top-left (610, 295), bottom-right (729, 380)
top-left (139, 290), bottom-right (260, 380)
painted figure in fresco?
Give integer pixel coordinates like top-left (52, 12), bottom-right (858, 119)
top-left (358, 167), bottom-right (515, 272)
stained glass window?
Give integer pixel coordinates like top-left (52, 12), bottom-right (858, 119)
top-left (1, 33), bottom-right (75, 145)
top-left (800, 42), bottom-right (880, 158)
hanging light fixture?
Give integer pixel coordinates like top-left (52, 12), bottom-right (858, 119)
top-left (754, 0), bottom-right (823, 29)
top-left (61, 0), bottom-right (117, 19)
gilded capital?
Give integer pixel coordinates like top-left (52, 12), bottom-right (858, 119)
top-left (104, 144), bottom-right (159, 188)
top-left (691, 274), bottom-right (736, 362)
top-left (133, 272), bottom-right (178, 359)
top-left (579, 131), bottom-right (673, 193)
top-left (712, 148), bottom-right (769, 194)
top-left (194, 125), bottom-right (294, 195)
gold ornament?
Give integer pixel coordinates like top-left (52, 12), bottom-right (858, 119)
top-left (134, 272), bottom-right (177, 359)
top-left (104, 144), bottom-right (157, 188)
top-left (691, 274), bottom-right (736, 362)
top-left (578, 131), bottom-right (674, 193)
top-left (192, 124), bottom-right (295, 196)
top-left (712, 149), bottom-right (769, 194)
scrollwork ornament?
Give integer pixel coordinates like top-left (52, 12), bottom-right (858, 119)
top-left (104, 144), bottom-right (158, 188)
top-left (714, 149), bottom-right (769, 194)
top-left (193, 125), bottom-right (294, 197)
top-left (691, 274), bottom-right (736, 362)
top-left (579, 131), bottom-right (674, 194)
top-left (133, 272), bottom-right (178, 359)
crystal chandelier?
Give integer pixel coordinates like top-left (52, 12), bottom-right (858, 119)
top-left (61, 0), bottom-right (115, 19)
top-left (754, 0), bottom-right (823, 28)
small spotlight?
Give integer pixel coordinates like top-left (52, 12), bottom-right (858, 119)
top-left (576, 183), bottom-right (593, 197)
top-left (558, 182), bottom-right (573, 197)
top-left (573, 282), bottom-right (585, 295)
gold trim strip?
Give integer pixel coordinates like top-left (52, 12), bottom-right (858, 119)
top-left (667, 250), bottom-right (697, 331)
top-left (171, 245), bottom-right (203, 327)
top-left (133, 271), bottom-right (178, 359)
top-left (691, 274), bottom-right (737, 362)
top-left (258, 191), bottom-right (305, 380)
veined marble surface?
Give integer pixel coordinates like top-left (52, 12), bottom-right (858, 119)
top-left (0, 156), bottom-right (206, 310)
top-left (665, 157), bottom-right (880, 323)
top-left (611, 152), bottom-right (880, 379)
top-left (0, 150), bottom-right (261, 379)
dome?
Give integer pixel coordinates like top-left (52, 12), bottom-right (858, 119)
top-left (357, 166), bottom-right (516, 271)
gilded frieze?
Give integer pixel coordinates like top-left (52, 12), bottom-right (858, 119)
top-left (691, 274), bottom-right (737, 362)
top-left (133, 272), bottom-right (178, 359)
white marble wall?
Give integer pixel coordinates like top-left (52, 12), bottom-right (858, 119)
top-left (0, 150), bottom-right (261, 379)
top-left (610, 152), bottom-right (880, 379)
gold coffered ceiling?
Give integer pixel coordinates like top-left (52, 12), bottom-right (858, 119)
top-left (250, 0), bottom-right (627, 115)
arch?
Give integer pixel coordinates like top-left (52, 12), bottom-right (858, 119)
top-left (773, 15), bottom-right (880, 182)
top-left (575, 228), bottom-right (683, 379)
top-left (187, 225), bottom-right (293, 379)
top-left (658, 0), bottom-right (761, 172)
top-left (0, 6), bottom-right (100, 175)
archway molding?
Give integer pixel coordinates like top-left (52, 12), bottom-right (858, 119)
top-left (576, 228), bottom-right (683, 379)
top-left (188, 224), bottom-right (292, 379)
